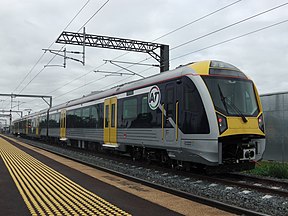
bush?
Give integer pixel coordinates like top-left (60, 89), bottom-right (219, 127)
top-left (246, 161), bottom-right (288, 179)
top-left (268, 163), bottom-right (288, 179)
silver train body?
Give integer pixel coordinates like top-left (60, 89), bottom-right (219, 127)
top-left (12, 61), bottom-right (265, 171)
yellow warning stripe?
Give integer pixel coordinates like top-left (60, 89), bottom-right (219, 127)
top-left (0, 138), bottom-right (131, 216)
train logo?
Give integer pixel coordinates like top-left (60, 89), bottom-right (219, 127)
top-left (148, 85), bottom-right (161, 110)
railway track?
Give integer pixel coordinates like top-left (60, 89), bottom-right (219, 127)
top-left (3, 134), bottom-right (287, 216)
top-left (178, 172), bottom-right (288, 198)
top-left (215, 173), bottom-right (288, 197)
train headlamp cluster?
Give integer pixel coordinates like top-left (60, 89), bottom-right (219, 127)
top-left (217, 113), bottom-right (227, 134)
top-left (258, 114), bottom-right (264, 133)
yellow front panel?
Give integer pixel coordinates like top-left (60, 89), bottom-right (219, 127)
top-left (188, 60), bottom-right (211, 75)
top-left (221, 116), bottom-right (264, 137)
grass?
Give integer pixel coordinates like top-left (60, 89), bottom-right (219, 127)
top-left (246, 161), bottom-right (288, 179)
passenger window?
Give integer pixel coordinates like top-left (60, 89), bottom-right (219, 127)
top-left (141, 96), bottom-right (148, 114)
top-left (82, 107), bottom-right (90, 127)
top-left (74, 109), bottom-right (82, 128)
top-left (56, 113), bottom-right (60, 124)
top-left (123, 98), bottom-right (137, 119)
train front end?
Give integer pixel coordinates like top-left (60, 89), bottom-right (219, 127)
top-left (190, 60), bottom-right (265, 171)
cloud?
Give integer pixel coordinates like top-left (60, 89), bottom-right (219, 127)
top-left (0, 0), bottom-right (287, 119)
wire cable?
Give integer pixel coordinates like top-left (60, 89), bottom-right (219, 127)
top-left (153, 0), bottom-right (242, 42)
top-left (171, 2), bottom-right (288, 50)
top-left (170, 19), bottom-right (288, 62)
top-left (84, 18), bottom-right (288, 95)
top-left (78, 0), bottom-right (110, 32)
top-left (17, 0), bottom-right (111, 95)
top-left (12, 1), bottom-right (288, 109)
top-left (45, 0), bottom-right (241, 98)
top-left (6, 0), bottom-right (111, 111)
top-left (12, 0), bottom-right (92, 94)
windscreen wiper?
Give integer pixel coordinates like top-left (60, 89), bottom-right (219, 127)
top-left (218, 84), bottom-right (229, 114)
top-left (217, 84), bottom-right (248, 123)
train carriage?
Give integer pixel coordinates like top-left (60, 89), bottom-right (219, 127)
top-left (12, 60), bottom-right (265, 172)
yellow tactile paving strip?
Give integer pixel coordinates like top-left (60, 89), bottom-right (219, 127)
top-left (0, 138), bottom-right (131, 216)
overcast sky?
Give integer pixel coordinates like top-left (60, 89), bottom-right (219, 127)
top-left (0, 0), bottom-right (288, 122)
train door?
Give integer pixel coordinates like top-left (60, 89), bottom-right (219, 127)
top-left (104, 97), bottom-right (117, 145)
top-left (60, 110), bottom-right (67, 141)
top-left (163, 82), bottom-right (180, 145)
top-left (36, 116), bottom-right (39, 137)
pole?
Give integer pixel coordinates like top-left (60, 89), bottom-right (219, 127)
top-left (83, 27), bottom-right (86, 66)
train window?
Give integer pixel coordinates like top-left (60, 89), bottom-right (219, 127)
top-left (49, 114), bottom-right (57, 128)
top-left (66, 110), bottom-right (75, 128)
top-left (203, 77), bottom-right (259, 116)
top-left (91, 105), bottom-right (103, 128)
top-left (82, 107), bottom-right (90, 127)
top-left (31, 119), bottom-right (35, 131)
top-left (74, 109), bottom-right (82, 128)
top-left (97, 104), bottom-right (104, 128)
top-left (184, 83), bottom-right (196, 111)
top-left (39, 115), bottom-right (47, 128)
top-left (141, 96), bottom-right (148, 114)
top-left (91, 106), bottom-right (97, 128)
top-left (165, 86), bottom-right (174, 117)
top-left (123, 98), bottom-right (137, 119)
top-left (105, 105), bottom-right (109, 128)
top-left (164, 84), bottom-right (175, 128)
top-left (55, 113), bottom-right (60, 125)
top-left (181, 77), bottom-right (209, 134)
top-left (111, 104), bottom-right (116, 128)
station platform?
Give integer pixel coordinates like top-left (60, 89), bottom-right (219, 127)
top-left (0, 136), bottom-right (182, 216)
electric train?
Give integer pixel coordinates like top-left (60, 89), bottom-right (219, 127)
top-left (12, 60), bottom-right (265, 172)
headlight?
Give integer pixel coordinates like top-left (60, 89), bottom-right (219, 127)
top-left (258, 114), bottom-right (264, 133)
top-left (217, 113), bottom-right (228, 134)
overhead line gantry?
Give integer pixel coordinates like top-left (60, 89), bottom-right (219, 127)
top-left (55, 29), bottom-right (169, 72)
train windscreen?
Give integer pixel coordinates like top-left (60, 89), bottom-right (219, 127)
top-left (202, 76), bottom-right (259, 117)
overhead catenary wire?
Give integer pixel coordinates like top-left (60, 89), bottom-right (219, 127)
top-left (170, 19), bottom-right (288, 62)
top-left (52, 17), bottom-right (288, 101)
top-left (97, 0), bottom-right (288, 80)
top-left (40, 0), bottom-right (243, 100)
top-left (40, 1), bottom-right (288, 100)
top-left (152, 0), bottom-right (243, 42)
top-left (9, 1), bottom-right (287, 110)
top-left (3, 0), bottom-right (107, 111)
top-left (171, 2), bottom-right (288, 51)
top-left (16, 0), bottom-right (110, 95)
top-left (12, 0), bottom-right (92, 94)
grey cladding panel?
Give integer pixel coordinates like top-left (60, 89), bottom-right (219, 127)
top-left (261, 93), bottom-right (288, 162)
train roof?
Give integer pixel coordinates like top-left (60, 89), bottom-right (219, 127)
top-left (188, 60), bottom-right (247, 78)
top-left (49, 64), bottom-right (193, 111)
top-left (13, 60), bottom-right (249, 122)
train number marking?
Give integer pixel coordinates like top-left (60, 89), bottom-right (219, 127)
top-left (148, 85), bottom-right (161, 110)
